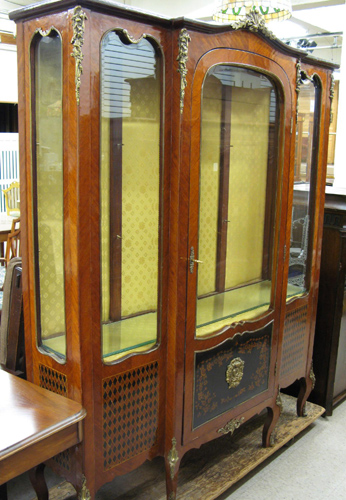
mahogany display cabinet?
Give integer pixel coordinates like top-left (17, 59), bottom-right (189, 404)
top-left (310, 188), bottom-right (346, 415)
top-left (10, 1), bottom-right (336, 498)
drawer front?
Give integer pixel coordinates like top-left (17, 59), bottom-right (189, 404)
top-left (193, 322), bottom-right (273, 429)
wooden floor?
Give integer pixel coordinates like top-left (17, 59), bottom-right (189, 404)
top-left (44, 395), bottom-right (324, 500)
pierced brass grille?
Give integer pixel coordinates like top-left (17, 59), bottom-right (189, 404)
top-left (39, 364), bottom-right (67, 396)
top-left (53, 449), bottom-right (71, 472)
top-left (280, 305), bottom-right (308, 381)
top-left (102, 362), bottom-right (159, 470)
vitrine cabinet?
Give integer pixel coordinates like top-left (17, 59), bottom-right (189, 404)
top-left (10, 1), bottom-right (336, 498)
top-left (310, 189), bottom-right (346, 415)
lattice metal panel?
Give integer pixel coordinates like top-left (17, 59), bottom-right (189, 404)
top-left (39, 364), bottom-right (67, 396)
top-left (39, 364), bottom-right (71, 471)
top-left (102, 362), bottom-right (159, 470)
top-left (280, 305), bottom-right (308, 381)
top-left (52, 449), bottom-right (71, 472)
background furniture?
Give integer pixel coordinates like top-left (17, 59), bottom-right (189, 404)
top-left (0, 257), bottom-right (24, 376)
top-left (11, 1), bottom-right (335, 499)
top-left (0, 215), bottom-right (14, 259)
top-left (0, 216), bottom-right (21, 268)
top-left (310, 188), bottom-right (346, 415)
top-left (0, 369), bottom-right (86, 500)
top-left (2, 181), bottom-right (20, 217)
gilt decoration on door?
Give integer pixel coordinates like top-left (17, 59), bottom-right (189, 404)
top-left (226, 357), bottom-right (245, 389)
top-left (194, 323), bottom-right (272, 428)
top-left (71, 6), bottom-right (87, 105)
top-left (177, 28), bottom-right (191, 113)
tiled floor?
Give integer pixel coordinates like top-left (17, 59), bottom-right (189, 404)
top-left (6, 400), bottom-right (346, 499)
top-left (221, 400), bottom-right (346, 500)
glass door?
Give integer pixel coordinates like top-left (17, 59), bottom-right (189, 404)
top-left (194, 65), bottom-right (281, 338)
top-left (31, 29), bottom-right (66, 360)
top-left (286, 72), bottom-right (321, 300)
top-left (99, 31), bottom-right (163, 363)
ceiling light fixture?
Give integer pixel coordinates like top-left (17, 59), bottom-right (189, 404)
top-left (213, 0), bottom-right (292, 22)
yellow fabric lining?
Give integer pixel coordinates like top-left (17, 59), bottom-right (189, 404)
top-left (226, 87), bottom-right (270, 288)
top-left (35, 34), bottom-right (66, 347)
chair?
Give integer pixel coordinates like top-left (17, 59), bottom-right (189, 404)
top-left (0, 257), bottom-right (25, 377)
top-left (2, 181), bottom-right (20, 217)
top-left (0, 217), bottom-right (20, 273)
top-left (5, 216), bottom-right (20, 264)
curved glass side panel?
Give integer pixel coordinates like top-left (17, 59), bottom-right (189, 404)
top-left (32, 31), bottom-right (66, 359)
top-left (100, 32), bottom-right (162, 362)
top-left (196, 66), bottom-right (280, 337)
top-left (287, 76), bottom-right (321, 300)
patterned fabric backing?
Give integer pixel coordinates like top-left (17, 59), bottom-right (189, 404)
top-left (198, 72), bottom-right (271, 296)
top-left (100, 37), bottom-right (161, 322)
top-left (35, 32), bottom-right (66, 347)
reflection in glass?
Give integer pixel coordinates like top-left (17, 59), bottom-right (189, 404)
top-left (287, 77), bottom-right (320, 297)
top-left (196, 66), bottom-right (279, 337)
top-left (32, 32), bottom-right (66, 359)
top-left (100, 32), bottom-right (161, 362)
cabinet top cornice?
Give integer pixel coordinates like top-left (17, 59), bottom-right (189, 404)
top-left (10, 0), bottom-right (338, 70)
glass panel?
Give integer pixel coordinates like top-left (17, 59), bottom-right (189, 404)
top-left (100, 32), bottom-right (161, 362)
top-left (196, 66), bottom-right (279, 337)
top-left (287, 77), bottom-right (320, 298)
top-left (33, 32), bottom-right (66, 359)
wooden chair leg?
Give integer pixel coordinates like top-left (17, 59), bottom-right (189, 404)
top-left (29, 463), bottom-right (49, 500)
top-left (0, 483), bottom-right (8, 500)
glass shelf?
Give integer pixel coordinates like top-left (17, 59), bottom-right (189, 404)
top-left (102, 313), bottom-right (157, 362)
top-left (196, 280), bottom-right (304, 337)
top-left (42, 312), bottom-right (158, 363)
top-left (196, 281), bottom-right (272, 337)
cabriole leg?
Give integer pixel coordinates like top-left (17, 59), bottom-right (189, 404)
top-left (297, 366), bottom-right (316, 417)
top-left (262, 390), bottom-right (283, 447)
top-left (28, 463), bottom-right (48, 500)
top-left (0, 483), bottom-right (8, 500)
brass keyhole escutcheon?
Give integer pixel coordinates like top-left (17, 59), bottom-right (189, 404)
top-left (226, 357), bottom-right (245, 389)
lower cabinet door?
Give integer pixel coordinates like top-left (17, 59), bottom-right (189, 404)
top-left (183, 319), bottom-right (277, 444)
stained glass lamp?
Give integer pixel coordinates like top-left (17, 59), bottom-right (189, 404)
top-left (213, 0), bottom-right (292, 22)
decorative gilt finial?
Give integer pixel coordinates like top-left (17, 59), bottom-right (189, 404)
top-left (167, 437), bottom-right (179, 479)
top-left (71, 6), bottom-right (87, 105)
top-left (78, 475), bottom-right (91, 500)
top-left (230, 10), bottom-right (276, 39)
top-left (330, 73), bottom-right (335, 124)
top-left (177, 29), bottom-right (191, 114)
top-left (310, 365), bottom-right (316, 390)
top-left (276, 388), bottom-right (283, 413)
top-left (295, 59), bottom-right (302, 123)
top-left (218, 417), bottom-right (244, 435)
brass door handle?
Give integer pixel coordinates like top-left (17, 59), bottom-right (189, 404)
top-left (189, 247), bottom-right (203, 273)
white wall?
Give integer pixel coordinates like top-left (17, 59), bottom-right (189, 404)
top-left (0, 45), bottom-right (18, 103)
top-left (333, 43), bottom-right (346, 188)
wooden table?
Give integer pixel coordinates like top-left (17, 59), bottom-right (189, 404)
top-left (0, 215), bottom-right (14, 258)
top-left (0, 369), bottom-right (86, 498)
